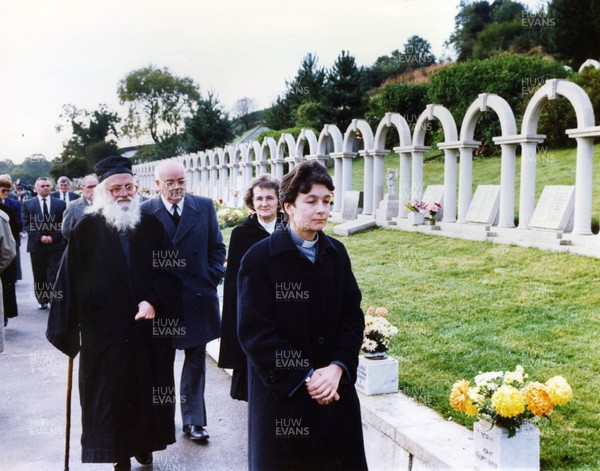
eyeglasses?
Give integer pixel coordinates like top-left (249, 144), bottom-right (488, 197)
top-left (163, 179), bottom-right (186, 189)
top-left (108, 184), bottom-right (136, 196)
top-left (84, 185), bottom-right (97, 189)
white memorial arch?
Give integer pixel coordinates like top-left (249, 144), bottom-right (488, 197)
top-left (133, 75), bottom-right (600, 257)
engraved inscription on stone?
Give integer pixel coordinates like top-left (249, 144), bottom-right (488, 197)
top-left (529, 185), bottom-right (575, 231)
top-left (466, 185), bottom-right (500, 225)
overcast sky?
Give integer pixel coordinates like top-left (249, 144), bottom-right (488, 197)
top-left (0, 0), bottom-right (546, 164)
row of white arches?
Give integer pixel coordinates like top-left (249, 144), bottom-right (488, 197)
top-left (134, 78), bottom-right (600, 235)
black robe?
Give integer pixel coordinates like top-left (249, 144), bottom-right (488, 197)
top-left (237, 226), bottom-right (368, 471)
top-left (47, 211), bottom-right (182, 463)
top-left (218, 214), bottom-right (280, 401)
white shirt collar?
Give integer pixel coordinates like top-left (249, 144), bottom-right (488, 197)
top-left (160, 194), bottom-right (184, 215)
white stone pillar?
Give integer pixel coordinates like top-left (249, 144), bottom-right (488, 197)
top-left (438, 143), bottom-right (459, 223)
top-left (496, 141), bottom-right (518, 228)
top-left (210, 167), bottom-right (218, 200)
top-left (201, 168), bottom-right (209, 198)
top-left (518, 137), bottom-right (545, 229)
top-left (361, 151), bottom-right (374, 215)
top-left (331, 153), bottom-right (344, 212)
top-left (573, 136), bottom-right (594, 235)
top-left (457, 144), bottom-right (478, 224)
top-left (342, 153), bottom-right (354, 202)
top-left (410, 151), bottom-right (424, 201)
top-left (371, 151), bottom-right (387, 215)
top-left (393, 146), bottom-right (412, 218)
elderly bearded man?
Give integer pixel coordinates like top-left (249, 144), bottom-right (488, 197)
top-left (47, 156), bottom-right (182, 471)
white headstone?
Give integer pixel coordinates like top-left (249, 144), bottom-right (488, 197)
top-left (342, 191), bottom-right (360, 221)
top-left (422, 185), bottom-right (444, 220)
top-left (466, 185), bottom-right (500, 225)
top-left (529, 185), bottom-right (575, 232)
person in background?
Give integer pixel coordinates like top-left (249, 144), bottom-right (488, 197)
top-left (218, 174), bottom-right (281, 401)
top-left (0, 208), bottom-right (16, 348)
top-left (0, 175), bottom-right (22, 281)
top-left (142, 160), bottom-right (225, 443)
top-left (237, 160), bottom-right (368, 470)
top-left (51, 176), bottom-right (80, 203)
top-left (47, 156), bottom-right (182, 470)
top-left (22, 177), bottom-right (66, 309)
top-left (61, 174), bottom-right (98, 240)
top-left (0, 179), bottom-right (21, 325)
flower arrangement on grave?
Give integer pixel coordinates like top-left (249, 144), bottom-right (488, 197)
top-left (449, 365), bottom-right (573, 437)
top-left (217, 207), bottom-right (247, 229)
top-left (405, 200), bottom-right (442, 222)
top-left (362, 306), bottom-right (399, 358)
top-left (213, 199), bottom-right (224, 211)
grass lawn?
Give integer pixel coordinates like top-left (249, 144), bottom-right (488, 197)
top-left (221, 145), bottom-right (600, 469)
top-left (222, 223), bottom-right (599, 469)
top-left (328, 226), bottom-right (599, 471)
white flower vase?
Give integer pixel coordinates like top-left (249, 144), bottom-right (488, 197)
top-left (355, 354), bottom-right (398, 395)
top-left (474, 420), bottom-right (540, 471)
top-left (408, 212), bottom-right (424, 225)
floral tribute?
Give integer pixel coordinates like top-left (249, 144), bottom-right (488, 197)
top-left (404, 200), bottom-right (442, 220)
top-left (450, 365), bottom-right (573, 437)
top-left (362, 306), bottom-right (399, 354)
top-left (217, 207), bottom-right (247, 229)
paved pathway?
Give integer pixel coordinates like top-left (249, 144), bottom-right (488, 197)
top-left (0, 238), bottom-right (248, 471)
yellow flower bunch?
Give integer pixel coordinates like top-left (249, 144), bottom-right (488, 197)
top-left (449, 366), bottom-right (573, 437)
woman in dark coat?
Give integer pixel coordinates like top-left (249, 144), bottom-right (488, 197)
top-left (237, 161), bottom-right (368, 471)
top-left (218, 174), bottom-right (281, 401)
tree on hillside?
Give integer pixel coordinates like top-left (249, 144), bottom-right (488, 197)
top-left (365, 35), bottom-right (436, 88)
top-left (53, 104), bottom-right (121, 177)
top-left (326, 50), bottom-right (368, 130)
top-left (233, 97), bottom-right (257, 131)
top-left (447, 0), bottom-right (493, 60)
top-left (13, 154), bottom-right (52, 183)
top-left (446, 0), bottom-right (543, 61)
top-left (118, 65), bottom-right (200, 144)
top-left (545, 0), bottom-right (600, 68)
top-left (182, 92), bottom-right (234, 153)
top-left (265, 53), bottom-right (327, 129)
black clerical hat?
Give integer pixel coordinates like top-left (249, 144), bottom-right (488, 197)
top-left (94, 156), bottom-right (132, 183)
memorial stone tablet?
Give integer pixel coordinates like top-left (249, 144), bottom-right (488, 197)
top-left (342, 190), bottom-right (360, 220)
top-left (529, 185), bottom-right (575, 231)
top-left (466, 185), bottom-right (500, 225)
top-left (422, 185), bottom-right (444, 219)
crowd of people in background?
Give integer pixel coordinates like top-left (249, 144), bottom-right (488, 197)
top-left (2, 158), bottom-right (368, 471)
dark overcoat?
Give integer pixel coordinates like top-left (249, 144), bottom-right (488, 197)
top-left (219, 214), bottom-right (280, 401)
top-left (237, 226), bottom-right (368, 471)
top-left (46, 211), bottom-right (182, 463)
top-left (142, 194), bottom-right (225, 349)
top-left (219, 214), bottom-right (277, 369)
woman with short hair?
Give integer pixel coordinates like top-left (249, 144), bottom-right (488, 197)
top-left (238, 161), bottom-right (368, 470)
top-left (218, 174), bottom-right (282, 401)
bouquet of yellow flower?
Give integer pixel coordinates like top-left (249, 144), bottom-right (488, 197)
top-left (362, 306), bottom-right (399, 354)
top-left (450, 365), bottom-right (572, 437)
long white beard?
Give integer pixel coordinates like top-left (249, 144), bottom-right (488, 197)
top-left (87, 185), bottom-right (141, 232)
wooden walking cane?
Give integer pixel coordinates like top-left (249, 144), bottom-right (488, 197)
top-left (64, 356), bottom-right (74, 471)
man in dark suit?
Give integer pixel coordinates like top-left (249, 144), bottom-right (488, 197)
top-left (61, 174), bottom-right (98, 240)
top-left (142, 160), bottom-right (225, 442)
top-left (22, 177), bottom-right (66, 309)
top-left (51, 176), bottom-right (80, 203)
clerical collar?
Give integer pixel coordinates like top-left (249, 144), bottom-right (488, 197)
top-left (288, 226), bottom-right (318, 263)
top-left (258, 217), bottom-right (276, 234)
